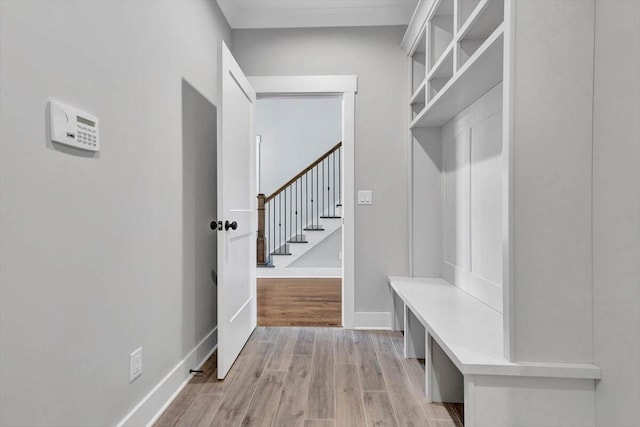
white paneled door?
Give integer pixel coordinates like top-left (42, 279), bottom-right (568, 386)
top-left (216, 41), bottom-right (257, 379)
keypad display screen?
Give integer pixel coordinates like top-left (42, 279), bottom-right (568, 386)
top-left (77, 116), bottom-right (95, 127)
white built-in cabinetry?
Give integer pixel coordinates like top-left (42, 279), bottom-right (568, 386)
top-left (395, 0), bottom-right (603, 425)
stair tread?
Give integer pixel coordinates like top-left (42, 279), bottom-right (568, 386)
top-left (257, 263), bottom-right (275, 268)
top-left (287, 239), bottom-right (308, 243)
top-left (320, 216), bottom-right (342, 219)
top-left (303, 227), bottom-right (325, 231)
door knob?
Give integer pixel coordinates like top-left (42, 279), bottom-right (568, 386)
top-left (211, 220), bottom-right (223, 231)
top-left (225, 220), bottom-right (238, 231)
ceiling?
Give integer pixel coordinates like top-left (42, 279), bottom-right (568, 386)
top-left (217, 0), bottom-right (420, 29)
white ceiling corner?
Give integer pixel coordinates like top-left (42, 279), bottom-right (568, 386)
top-left (217, 0), bottom-right (420, 29)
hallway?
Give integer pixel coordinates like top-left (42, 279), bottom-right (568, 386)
top-left (154, 327), bottom-right (463, 427)
top-left (257, 278), bottom-right (342, 327)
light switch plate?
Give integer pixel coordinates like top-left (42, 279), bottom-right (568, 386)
top-left (130, 347), bottom-right (142, 382)
top-left (358, 190), bottom-right (372, 205)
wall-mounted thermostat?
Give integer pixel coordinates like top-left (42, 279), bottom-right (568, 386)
top-left (49, 100), bottom-right (100, 152)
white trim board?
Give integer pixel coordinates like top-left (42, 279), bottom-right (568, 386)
top-left (257, 267), bottom-right (342, 278)
top-left (250, 75), bottom-right (357, 96)
top-left (249, 75), bottom-right (357, 329)
top-left (354, 311), bottom-right (393, 330)
top-left (218, 1), bottom-right (417, 30)
top-left (401, 0), bottom-right (436, 53)
top-left (116, 327), bottom-right (218, 427)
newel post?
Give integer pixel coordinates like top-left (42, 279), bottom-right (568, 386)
top-left (257, 193), bottom-right (266, 266)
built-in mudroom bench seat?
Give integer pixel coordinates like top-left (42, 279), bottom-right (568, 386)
top-left (389, 276), bottom-right (601, 427)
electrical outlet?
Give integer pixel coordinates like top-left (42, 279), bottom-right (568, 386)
top-left (130, 347), bottom-right (142, 382)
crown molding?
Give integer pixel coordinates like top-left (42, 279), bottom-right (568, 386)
top-left (218, 0), bottom-right (419, 29)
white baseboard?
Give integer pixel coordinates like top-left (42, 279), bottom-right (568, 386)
top-left (354, 311), bottom-right (393, 330)
top-left (257, 267), bottom-right (342, 278)
top-left (116, 327), bottom-right (218, 427)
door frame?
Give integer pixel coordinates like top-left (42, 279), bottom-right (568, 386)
top-left (248, 75), bottom-right (357, 329)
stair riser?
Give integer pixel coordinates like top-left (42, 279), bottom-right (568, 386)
top-left (270, 219), bottom-right (342, 268)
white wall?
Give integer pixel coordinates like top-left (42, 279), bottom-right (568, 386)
top-left (257, 97), bottom-right (341, 196)
top-left (592, 1), bottom-right (640, 424)
top-left (0, 1), bottom-right (229, 425)
top-left (232, 26), bottom-right (409, 315)
top-left (289, 227), bottom-right (342, 268)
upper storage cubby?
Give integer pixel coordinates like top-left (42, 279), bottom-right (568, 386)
top-left (428, 0), bottom-right (454, 71)
top-left (457, 0), bottom-right (505, 68)
top-left (457, 0), bottom-right (482, 30)
top-left (411, 29), bottom-right (427, 94)
top-left (410, 81), bottom-right (426, 120)
top-left (409, 0), bottom-right (505, 128)
top-left (427, 45), bottom-right (454, 102)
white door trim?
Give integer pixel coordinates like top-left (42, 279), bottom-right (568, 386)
top-left (248, 74), bottom-right (357, 329)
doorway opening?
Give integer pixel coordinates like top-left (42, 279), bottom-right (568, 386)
top-left (248, 74), bottom-right (357, 329)
top-left (255, 95), bottom-right (343, 327)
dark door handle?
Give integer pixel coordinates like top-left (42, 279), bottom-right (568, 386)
top-left (211, 220), bottom-right (223, 231)
top-left (225, 220), bottom-right (238, 231)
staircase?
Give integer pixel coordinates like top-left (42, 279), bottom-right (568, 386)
top-left (257, 142), bottom-right (342, 276)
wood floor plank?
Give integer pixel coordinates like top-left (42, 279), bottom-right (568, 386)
top-left (370, 331), bottom-right (396, 353)
top-left (335, 364), bottom-right (366, 426)
top-left (293, 327), bottom-right (316, 355)
top-left (422, 402), bottom-right (461, 422)
top-left (429, 419), bottom-right (462, 427)
top-left (252, 326), bottom-right (281, 342)
top-left (190, 353), bottom-right (218, 384)
top-left (363, 391), bottom-right (399, 427)
top-left (403, 357), bottom-right (426, 395)
top-left (306, 328), bottom-right (335, 419)
top-left (400, 357), bottom-right (460, 423)
top-left (386, 333), bottom-right (461, 423)
top-left (201, 349), bottom-right (248, 394)
top-left (208, 342), bottom-right (273, 426)
top-left (258, 278), bottom-right (342, 327)
top-left (175, 393), bottom-right (223, 427)
top-left (334, 328), bottom-right (356, 364)
top-left (389, 331), bottom-right (405, 355)
top-left (304, 420), bottom-right (335, 427)
top-left (273, 355), bottom-right (313, 427)
top-left (376, 350), bottom-right (429, 427)
top-left (241, 371), bottom-right (287, 427)
top-left (154, 383), bottom-right (203, 426)
top-left (158, 328), bottom-right (463, 427)
top-left (265, 327), bottom-right (299, 371)
top-left (155, 350), bottom-right (220, 425)
top-left (353, 330), bottom-right (387, 391)
top-left (451, 403), bottom-right (464, 425)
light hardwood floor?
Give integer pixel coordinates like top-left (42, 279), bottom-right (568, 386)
top-left (154, 327), bottom-right (463, 427)
top-left (257, 278), bottom-right (342, 327)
